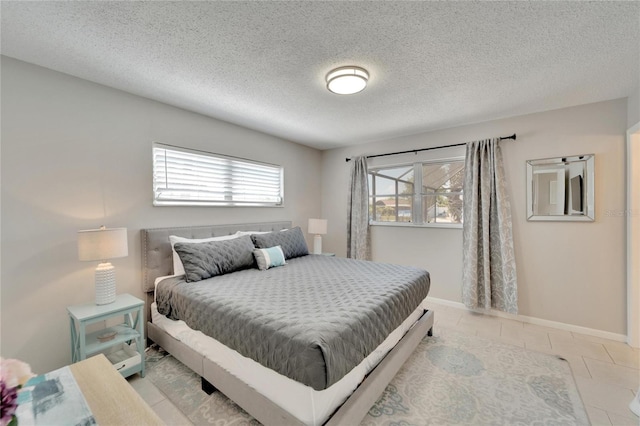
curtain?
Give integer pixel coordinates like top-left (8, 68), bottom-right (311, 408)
top-left (462, 139), bottom-right (518, 314)
top-left (347, 156), bottom-right (371, 260)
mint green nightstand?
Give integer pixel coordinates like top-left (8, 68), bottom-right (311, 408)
top-left (67, 293), bottom-right (145, 378)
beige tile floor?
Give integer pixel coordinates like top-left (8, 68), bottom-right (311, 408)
top-left (129, 300), bottom-right (640, 425)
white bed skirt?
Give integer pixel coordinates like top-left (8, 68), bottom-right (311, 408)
top-left (150, 299), bottom-right (427, 425)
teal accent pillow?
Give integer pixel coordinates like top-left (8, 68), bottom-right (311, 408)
top-left (253, 246), bottom-right (286, 270)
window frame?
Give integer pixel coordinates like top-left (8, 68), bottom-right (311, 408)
top-left (152, 143), bottom-right (284, 207)
top-left (368, 156), bottom-right (465, 228)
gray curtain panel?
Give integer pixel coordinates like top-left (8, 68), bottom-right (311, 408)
top-left (347, 156), bottom-right (371, 260)
top-left (462, 139), bottom-right (518, 314)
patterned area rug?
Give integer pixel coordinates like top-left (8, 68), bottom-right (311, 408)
top-left (145, 331), bottom-right (589, 425)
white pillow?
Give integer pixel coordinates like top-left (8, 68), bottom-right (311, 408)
top-left (235, 229), bottom-right (288, 236)
top-left (169, 234), bottom-right (239, 276)
top-left (234, 230), bottom-right (271, 236)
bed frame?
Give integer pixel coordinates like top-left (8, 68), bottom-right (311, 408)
top-left (141, 221), bottom-right (434, 426)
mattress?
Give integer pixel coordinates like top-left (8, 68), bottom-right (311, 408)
top-left (156, 255), bottom-right (431, 390)
top-left (150, 298), bottom-right (428, 426)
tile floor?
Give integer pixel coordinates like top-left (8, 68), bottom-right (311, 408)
top-left (129, 300), bottom-right (640, 425)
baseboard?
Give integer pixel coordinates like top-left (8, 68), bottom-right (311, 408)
top-left (427, 297), bottom-right (628, 343)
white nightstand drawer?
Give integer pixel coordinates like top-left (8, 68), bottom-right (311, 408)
top-left (103, 343), bottom-right (141, 373)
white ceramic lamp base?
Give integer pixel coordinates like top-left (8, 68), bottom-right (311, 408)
top-left (313, 234), bottom-right (323, 255)
top-left (630, 388), bottom-right (640, 417)
top-left (95, 262), bottom-right (117, 305)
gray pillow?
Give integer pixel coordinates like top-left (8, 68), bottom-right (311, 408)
top-left (251, 226), bottom-right (309, 259)
top-left (174, 235), bottom-right (255, 282)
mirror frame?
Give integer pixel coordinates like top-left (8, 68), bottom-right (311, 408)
top-left (526, 154), bottom-right (595, 221)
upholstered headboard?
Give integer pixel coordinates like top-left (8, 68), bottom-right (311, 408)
top-left (140, 221), bottom-right (292, 294)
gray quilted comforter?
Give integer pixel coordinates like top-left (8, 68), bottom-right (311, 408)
top-left (156, 255), bottom-right (430, 390)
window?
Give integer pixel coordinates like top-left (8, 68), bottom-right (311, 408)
top-left (153, 143), bottom-right (283, 206)
top-left (369, 159), bottom-right (464, 226)
top-left (369, 165), bottom-right (414, 223)
top-left (421, 161), bottom-right (464, 224)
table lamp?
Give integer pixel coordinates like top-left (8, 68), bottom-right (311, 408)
top-left (78, 226), bottom-right (128, 305)
top-left (308, 218), bottom-right (328, 255)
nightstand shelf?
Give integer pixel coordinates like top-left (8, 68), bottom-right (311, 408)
top-left (84, 324), bottom-right (140, 355)
top-left (68, 294), bottom-right (145, 378)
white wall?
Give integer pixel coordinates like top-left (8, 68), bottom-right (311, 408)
top-left (628, 124), bottom-right (640, 347)
top-left (321, 99), bottom-right (628, 335)
top-left (0, 57), bottom-right (322, 372)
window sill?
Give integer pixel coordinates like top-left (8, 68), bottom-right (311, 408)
top-left (370, 222), bottom-right (463, 230)
top-left (153, 201), bottom-right (284, 208)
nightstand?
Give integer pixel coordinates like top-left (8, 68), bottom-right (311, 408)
top-left (67, 294), bottom-right (145, 378)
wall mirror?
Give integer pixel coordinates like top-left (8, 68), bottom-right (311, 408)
top-left (527, 154), bottom-right (595, 221)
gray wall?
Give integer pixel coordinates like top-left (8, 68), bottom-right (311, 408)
top-left (321, 99), bottom-right (628, 335)
top-left (0, 55), bottom-right (632, 373)
top-left (629, 88), bottom-right (640, 128)
top-left (0, 57), bottom-right (322, 372)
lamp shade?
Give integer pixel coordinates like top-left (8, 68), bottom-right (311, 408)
top-left (78, 227), bottom-right (128, 261)
top-left (308, 219), bottom-right (328, 235)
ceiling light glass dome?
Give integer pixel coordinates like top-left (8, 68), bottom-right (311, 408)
top-left (326, 66), bottom-right (369, 95)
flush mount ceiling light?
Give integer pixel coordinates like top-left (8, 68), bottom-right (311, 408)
top-left (326, 66), bottom-right (369, 95)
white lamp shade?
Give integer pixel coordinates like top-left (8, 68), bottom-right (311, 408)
top-left (308, 219), bottom-right (328, 235)
top-left (78, 227), bottom-right (128, 261)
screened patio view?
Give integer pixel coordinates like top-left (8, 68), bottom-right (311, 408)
top-left (368, 161), bottom-right (464, 224)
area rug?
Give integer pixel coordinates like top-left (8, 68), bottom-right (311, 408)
top-left (145, 331), bottom-right (589, 425)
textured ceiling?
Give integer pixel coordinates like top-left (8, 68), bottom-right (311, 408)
top-left (1, 2), bottom-right (639, 150)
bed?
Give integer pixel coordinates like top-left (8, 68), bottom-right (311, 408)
top-left (141, 221), bottom-right (434, 426)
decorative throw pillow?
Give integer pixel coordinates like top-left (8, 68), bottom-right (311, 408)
top-left (169, 234), bottom-right (239, 276)
top-left (174, 235), bottom-right (255, 282)
top-left (250, 226), bottom-right (309, 259)
top-left (253, 246), bottom-right (286, 270)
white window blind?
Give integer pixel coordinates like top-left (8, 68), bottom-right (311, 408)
top-left (153, 143), bottom-right (284, 206)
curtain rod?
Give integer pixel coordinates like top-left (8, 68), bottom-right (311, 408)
top-left (345, 133), bottom-right (516, 162)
